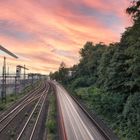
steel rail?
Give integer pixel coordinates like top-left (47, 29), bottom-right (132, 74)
top-left (52, 82), bottom-right (118, 140)
top-left (0, 93), bottom-right (45, 133)
top-left (57, 82), bottom-right (118, 140)
top-left (0, 89), bottom-right (44, 124)
top-left (51, 83), bottom-right (67, 140)
top-left (0, 82), bottom-right (48, 134)
top-left (0, 81), bottom-right (42, 118)
top-left (0, 81), bottom-right (46, 122)
top-left (70, 94), bottom-right (114, 140)
top-left (16, 85), bottom-right (49, 140)
top-left (29, 86), bottom-right (49, 140)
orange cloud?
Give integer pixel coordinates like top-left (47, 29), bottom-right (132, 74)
top-left (0, 0), bottom-right (131, 74)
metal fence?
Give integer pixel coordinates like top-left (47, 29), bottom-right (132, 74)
top-left (0, 75), bottom-right (37, 98)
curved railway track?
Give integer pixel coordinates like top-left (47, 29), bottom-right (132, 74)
top-left (0, 81), bottom-right (44, 119)
top-left (0, 80), bottom-right (50, 140)
top-left (17, 86), bottom-right (49, 140)
top-left (51, 81), bottom-right (118, 140)
top-left (0, 81), bottom-right (46, 126)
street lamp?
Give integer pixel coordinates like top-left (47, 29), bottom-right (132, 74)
top-left (0, 45), bottom-right (18, 103)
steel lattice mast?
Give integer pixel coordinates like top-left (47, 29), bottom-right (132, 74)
top-left (0, 45), bottom-right (18, 103)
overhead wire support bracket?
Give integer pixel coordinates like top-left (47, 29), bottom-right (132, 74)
top-left (0, 45), bottom-right (18, 103)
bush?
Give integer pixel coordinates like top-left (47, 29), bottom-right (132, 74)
top-left (71, 77), bottom-right (91, 89)
top-left (47, 120), bottom-right (56, 133)
top-left (121, 92), bottom-right (140, 140)
top-left (0, 104), bottom-right (5, 111)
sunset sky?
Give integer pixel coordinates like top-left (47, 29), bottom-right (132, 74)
top-left (0, 0), bottom-right (132, 74)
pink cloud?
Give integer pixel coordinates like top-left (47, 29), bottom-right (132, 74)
top-left (0, 0), bottom-right (132, 74)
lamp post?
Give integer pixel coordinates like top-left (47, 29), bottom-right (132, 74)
top-left (0, 45), bottom-right (18, 103)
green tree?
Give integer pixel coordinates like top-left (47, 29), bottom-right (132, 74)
top-left (104, 43), bottom-right (130, 94)
top-left (98, 44), bottom-right (117, 87)
top-left (126, 0), bottom-right (140, 21)
top-left (58, 62), bottom-right (69, 84)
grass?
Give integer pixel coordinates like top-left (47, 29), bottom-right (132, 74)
top-left (46, 92), bottom-right (57, 140)
top-left (0, 81), bottom-right (41, 111)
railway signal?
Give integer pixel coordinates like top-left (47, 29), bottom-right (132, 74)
top-left (16, 65), bottom-right (29, 79)
top-left (0, 45), bottom-right (18, 103)
top-left (15, 65), bottom-right (29, 95)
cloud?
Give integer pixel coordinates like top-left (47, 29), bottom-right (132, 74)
top-left (0, 0), bottom-right (131, 74)
top-left (0, 20), bottom-right (34, 41)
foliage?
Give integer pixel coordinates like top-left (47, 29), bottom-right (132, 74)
top-left (126, 0), bottom-right (140, 21)
top-left (46, 93), bottom-right (57, 140)
top-left (122, 92), bottom-right (140, 139)
top-left (50, 62), bottom-right (69, 84)
top-left (50, 1), bottom-right (140, 139)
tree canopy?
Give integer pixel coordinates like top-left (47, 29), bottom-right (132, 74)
top-left (50, 1), bottom-right (140, 139)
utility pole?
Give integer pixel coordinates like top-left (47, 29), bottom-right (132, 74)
top-left (15, 65), bottom-right (21, 96)
top-left (1, 57), bottom-right (6, 103)
top-left (16, 65), bottom-right (29, 89)
top-left (24, 65), bottom-right (26, 87)
top-left (28, 73), bottom-right (35, 87)
top-left (31, 73), bottom-right (34, 86)
top-left (0, 45), bottom-right (18, 103)
top-left (15, 76), bottom-right (17, 98)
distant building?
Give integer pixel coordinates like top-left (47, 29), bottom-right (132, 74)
top-left (28, 73), bottom-right (48, 80)
top-left (68, 70), bottom-right (75, 77)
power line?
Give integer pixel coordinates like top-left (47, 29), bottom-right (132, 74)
top-left (0, 45), bottom-right (18, 103)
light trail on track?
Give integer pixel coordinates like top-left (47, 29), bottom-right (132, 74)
top-left (54, 82), bottom-right (106, 140)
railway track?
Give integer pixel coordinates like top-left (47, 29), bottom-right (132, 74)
top-left (0, 81), bottom-right (44, 119)
top-left (70, 94), bottom-right (118, 140)
top-left (17, 85), bottom-right (49, 140)
top-left (0, 80), bottom-right (50, 140)
top-left (52, 81), bottom-right (118, 140)
top-left (0, 81), bottom-right (46, 123)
